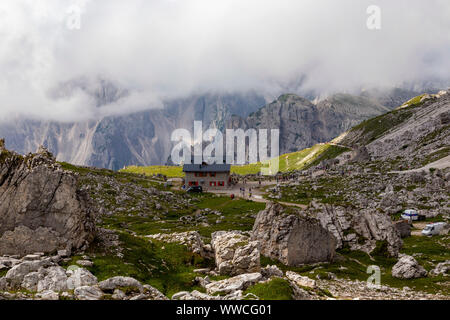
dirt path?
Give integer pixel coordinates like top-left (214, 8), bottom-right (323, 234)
top-left (390, 155), bottom-right (450, 174)
top-left (208, 181), bottom-right (308, 209)
top-left (411, 221), bottom-right (428, 236)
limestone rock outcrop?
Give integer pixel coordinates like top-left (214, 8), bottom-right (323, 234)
top-left (313, 204), bottom-right (403, 257)
top-left (0, 144), bottom-right (96, 257)
top-left (251, 203), bottom-right (336, 266)
top-left (205, 273), bottom-right (262, 295)
top-left (211, 231), bottom-right (260, 275)
top-left (392, 255), bottom-right (427, 279)
top-left (146, 231), bottom-right (214, 259)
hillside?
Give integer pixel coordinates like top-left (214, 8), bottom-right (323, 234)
top-left (1, 139), bottom-right (448, 300)
top-left (338, 90), bottom-right (450, 170)
top-left (228, 93), bottom-right (392, 155)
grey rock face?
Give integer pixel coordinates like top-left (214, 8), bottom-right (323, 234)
top-left (0, 87), bottom-right (416, 169)
top-left (313, 204), bottom-right (403, 257)
top-left (430, 261), bottom-right (450, 277)
top-left (146, 231), bottom-right (214, 259)
top-left (74, 285), bottom-right (104, 300)
top-left (352, 210), bottom-right (403, 257)
top-left (229, 93), bottom-right (392, 155)
top-left (5, 260), bottom-right (52, 288)
top-left (36, 266), bottom-right (68, 292)
top-left (36, 290), bottom-right (59, 300)
top-left (211, 231), bottom-right (260, 276)
top-left (98, 276), bottom-right (144, 293)
top-left (0, 146), bottom-right (96, 257)
top-left (143, 284), bottom-right (169, 300)
top-left (205, 273), bottom-right (262, 295)
top-left (1, 92), bottom-right (265, 169)
top-left (252, 203), bottom-right (336, 266)
top-left (392, 255), bottom-right (428, 279)
top-left (261, 265), bottom-right (284, 279)
top-left (394, 220), bottom-right (411, 238)
top-left (66, 268), bottom-right (98, 290)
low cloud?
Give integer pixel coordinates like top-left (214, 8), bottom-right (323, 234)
top-left (0, 0), bottom-right (449, 121)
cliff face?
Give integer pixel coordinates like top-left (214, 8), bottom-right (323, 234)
top-left (0, 83), bottom-right (424, 169)
top-left (339, 89), bottom-right (450, 169)
top-left (227, 93), bottom-right (391, 154)
top-left (0, 92), bottom-right (266, 170)
top-left (0, 143), bottom-right (95, 257)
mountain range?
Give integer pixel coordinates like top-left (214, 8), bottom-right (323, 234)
top-left (0, 83), bottom-right (438, 170)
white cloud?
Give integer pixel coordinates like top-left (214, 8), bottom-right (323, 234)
top-left (0, 0), bottom-right (449, 121)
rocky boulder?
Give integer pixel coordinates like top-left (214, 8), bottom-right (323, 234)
top-left (252, 203), bottom-right (336, 266)
top-left (353, 210), bottom-right (403, 257)
top-left (394, 220), bottom-right (411, 238)
top-left (74, 285), bottom-right (104, 300)
top-left (392, 255), bottom-right (428, 279)
top-left (0, 144), bottom-right (96, 257)
top-left (205, 273), bottom-right (262, 295)
top-left (430, 261), bottom-right (449, 277)
top-left (311, 204), bottom-right (403, 257)
top-left (146, 231), bottom-right (213, 259)
top-left (211, 231), bottom-right (260, 275)
top-left (98, 276), bottom-right (144, 293)
top-left (36, 266), bottom-right (68, 292)
top-left (4, 260), bottom-right (53, 288)
top-left (285, 271), bottom-right (316, 289)
top-left (66, 267), bottom-right (98, 290)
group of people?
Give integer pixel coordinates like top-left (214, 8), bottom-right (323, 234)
top-left (239, 187), bottom-right (252, 199)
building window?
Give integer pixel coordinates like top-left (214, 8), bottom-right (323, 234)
top-left (218, 181), bottom-right (224, 187)
top-left (210, 172), bottom-right (216, 177)
top-left (210, 181), bottom-right (216, 187)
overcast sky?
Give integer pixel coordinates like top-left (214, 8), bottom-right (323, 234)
top-left (0, 0), bottom-right (449, 121)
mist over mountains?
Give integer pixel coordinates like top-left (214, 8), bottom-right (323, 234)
top-left (1, 1), bottom-right (449, 169)
top-left (0, 82), bottom-right (438, 170)
top-left (1, 0), bottom-right (450, 122)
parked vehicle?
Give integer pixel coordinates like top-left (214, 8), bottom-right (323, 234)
top-left (422, 222), bottom-right (446, 236)
top-left (401, 210), bottom-right (425, 221)
top-left (187, 186), bottom-right (203, 193)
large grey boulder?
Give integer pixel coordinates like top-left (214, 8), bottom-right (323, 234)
top-left (251, 203), bottom-right (336, 266)
top-left (74, 285), bottom-right (104, 300)
top-left (392, 255), bottom-right (428, 279)
top-left (5, 260), bottom-right (52, 288)
top-left (211, 231), bottom-right (260, 276)
top-left (36, 266), bottom-right (68, 292)
top-left (394, 220), bottom-right (411, 238)
top-left (66, 268), bottom-right (98, 290)
top-left (21, 272), bottom-right (40, 292)
top-left (0, 145), bottom-right (96, 257)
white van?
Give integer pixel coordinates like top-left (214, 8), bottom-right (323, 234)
top-left (421, 223), bottom-right (446, 236)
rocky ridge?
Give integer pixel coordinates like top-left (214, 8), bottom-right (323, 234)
top-left (0, 143), bottom-right (96, 257)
